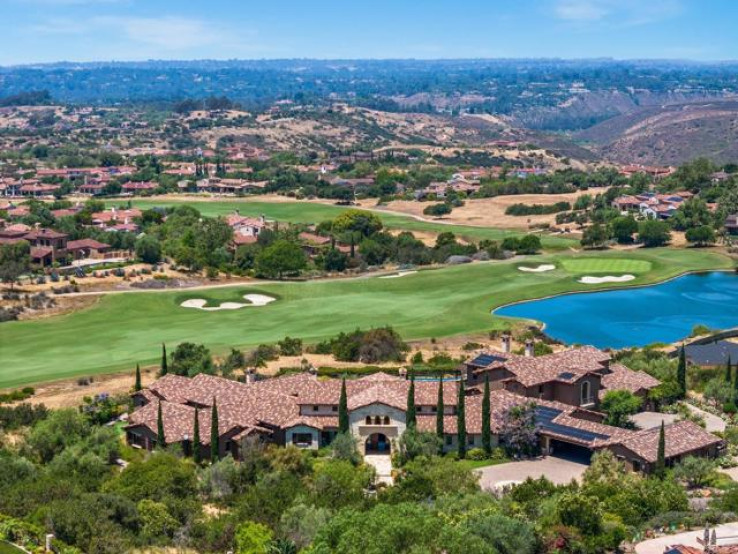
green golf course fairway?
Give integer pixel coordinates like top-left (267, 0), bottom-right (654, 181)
top-left (1, 248), bottom-right (732, 388)
top-left (107, 198), bottom-right (577, 250)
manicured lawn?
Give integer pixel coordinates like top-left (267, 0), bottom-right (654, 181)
top-left (558, 257), bottom-right (653, 274)
top-left (0, 248), bottom-right (731, 388)
top-left (0, 542), bottom-right (26, 554)
top-left (109, 198), bottom-right (577, 250)
top-left (455, 458), bottom-right (510, 471)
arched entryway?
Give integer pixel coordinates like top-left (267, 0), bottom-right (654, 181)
top-left (365, 433), bottom-right (391, 454)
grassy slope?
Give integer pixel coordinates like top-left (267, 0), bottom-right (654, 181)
top-left (108, 198), bottom-right (577, 250)
top-left (1, 248), bottom-right (731, 388)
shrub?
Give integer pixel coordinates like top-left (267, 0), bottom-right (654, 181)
top-left (423, 203), bottom-right (453, 216)
top-left (467, 447), bottom-right (487, 460)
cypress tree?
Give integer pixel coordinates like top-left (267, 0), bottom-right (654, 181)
top-left (135, 363), bottom-right (142, 392)
top-left (726, 356), bottom-right (733, 383)
top-left (406, 370), bottom-right (416, 429)
top-left (193, 408), bottom-right (201, 464)
top-left (436, 377), bottom-right (444, 454)
top-left (338, 378), bottom-right (349, 433)
top-left (156, 401), bottom-right (166, 449)
top-left (482, 375), bottom-right (492, 457)
top-left (457, 380), bottom-right (467, 459)
top-left (161, 343), bottom-right (168, 376)
top-left (676, 346), bottom-right (687, 398)
top-left (655, 420), bottom-right (666, 478)
top-left (349, 235), bottom-right (355, 258)
top-left (733, 362), bottom-right (738, 402)
top-left (210, 398), bottom-right (219, 462)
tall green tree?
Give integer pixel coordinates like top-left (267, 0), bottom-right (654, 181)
top-left (156, 402), bottom-right (166, 449)
top-left (134, 363), bottom-right (142, 392)
top-left (436, 377), bottom-right (444, 454)
top-left (482, 375), bottom-right (492, 457)
top-left (406, 370), bottom-right (416, 429)
top-left (161, 344), bottom-right (168, 376)
top-left (677, 346), bottom-right (687, 398)
top-left (210, 398), bottom-right (219, 462)
top-left (193, 408), bottom-right (201, 464)
top-left (655, 421), bottom-right (666, 479)
top-left (338, 378), bottom-right (349, 433)
top-left (727, 356), bottom-right (733, 384)
top-left (457, 380), bottom-right (467, 459)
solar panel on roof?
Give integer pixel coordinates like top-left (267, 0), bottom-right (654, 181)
top-left (470, 354), bottom-right (505, 367)
top-left (534, 406), bottom-right (610, 443)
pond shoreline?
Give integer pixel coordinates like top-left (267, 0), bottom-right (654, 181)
top-left (493, 269), bottom-right (738, 348)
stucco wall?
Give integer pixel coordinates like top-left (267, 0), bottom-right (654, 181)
top-left (285, 425), bottom-right (320, 449)
top-left (350, 403), bottom-right (406, 453)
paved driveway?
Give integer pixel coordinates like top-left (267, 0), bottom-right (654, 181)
top-left (477, 456), bottom-right (589, 490)
top-left (635, 522), bottom-right (738, 554)
top-left (630, 412), bottom-right (678, 430)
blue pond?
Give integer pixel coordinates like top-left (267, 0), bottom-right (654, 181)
top-left (494, 271), bottom-right (738, 349)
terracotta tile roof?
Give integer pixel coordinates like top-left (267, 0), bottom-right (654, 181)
top-left (473, 347), bottom-right (611, 387)
top-left (608, 420), bottom-right (722, 463)
top-left (600, 363), bottom-right (660, 398)
top-left (66, 238), bottom-right (110, 250)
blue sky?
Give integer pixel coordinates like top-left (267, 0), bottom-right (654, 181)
top-left (2, 0), bottom-right (737, 65)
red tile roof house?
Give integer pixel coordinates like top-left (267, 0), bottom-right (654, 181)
top-left (65, 238), bottom-right (111, 260)
top-left (462, 341), bottom-right (655, 411)
top-left (22, 228), bottom-right (69, 266)
top-left (126, 348), bottom-right (722, 472)
top-left (121, 181), bottom-right (158, 195)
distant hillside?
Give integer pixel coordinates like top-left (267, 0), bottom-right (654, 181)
top-left (575, 99), bottom-right (738, 165)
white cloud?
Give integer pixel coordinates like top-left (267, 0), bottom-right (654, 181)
top-left (27, 14), bottom-right (264, 56)
top-left (97, 16), bottom-right (226, 51)
top-left (552, 0), bottom-right (683, 25)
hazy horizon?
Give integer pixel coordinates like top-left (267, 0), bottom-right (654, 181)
top-left (3, 0), bottom-right (738, 66)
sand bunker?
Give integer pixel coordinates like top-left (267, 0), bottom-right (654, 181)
top-left (181, 293), bottom-right (276, 311)
top-left (379, 270), bottom-right (418, 279)
top-left (518, 264), bottom-right (555, 273)
top-left (578, 275), bottom-right (635, 284)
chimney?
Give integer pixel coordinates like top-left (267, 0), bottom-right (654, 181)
top-left (501, 334), bottom-right (512, 354)
top-left (245, 368), bottom-right (257, 384)
top-left (525, 339), bottom-right (535, 357)
top-left (398, 366), bottom-right (408, 379)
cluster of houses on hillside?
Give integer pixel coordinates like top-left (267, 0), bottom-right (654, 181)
top-left (126, 339), bottom-right (722, 474)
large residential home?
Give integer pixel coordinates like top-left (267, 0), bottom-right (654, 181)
top-left (65, 238), bottom-right (111, 261)
top-left (23, 228), bottom-right (69, 265)
top-left (225, 212), bottom-right (267, 244)
top-left (612, 191), bottom-right (692, 219)
top-left (126, 347), bottom-right (722, 472)
top-left (121, 181), bottom-right (157, 195)
top-left (91, 208), bottom-right (143, 232)
top-left (419, 175), bottom-right (481, 199)
top-left (619, 164), bottom-right (675, 180)
top-left (462, 340), bottom-right (659, 411)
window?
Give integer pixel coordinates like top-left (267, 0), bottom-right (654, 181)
top-left (374, 416), bottom-right (381, 425)
top-left (312, 405), bottom-right (319, 412)
top-left (331, 405), bottom-right (338, 412)
top-left (445, 435), bottom-right (453, 445)
top-left (580, 381), bottom-right (592, 405)
top-left (292, 433), bottom-right (313, 447)
top-left (383, 416), bottom-right (390, 425)
top-left (468, 436), bottom-right (475, 445)
top-left (431, 406), bottom-right (437, 413)
top-left (365, 416), bottom-right (372, 424)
